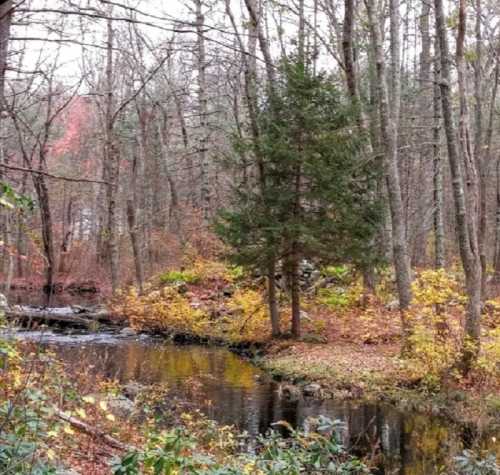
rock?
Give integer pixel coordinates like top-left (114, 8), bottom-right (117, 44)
top-left (106, 395), bottom-right (135, 417)
top-left (0, 293), bottom-right (8, 313)
top-left (222, 286), bottom-right (234, 297)
top-left (190, 300), bottom-right (202, 309)
top-left (93, 304), bottom-right (109, 317)
top-left (300, 310), bottom-right (311, 321)
top-left (386, 300), bottom-right (400, 311)
top-left (120, 327), bottom-right (137, 337)
top-left (303, 383), bottom-right (322, 397)
top-left (175, 283), bottom-right (188, 294)
top-left (71, 305), bottom-right (87, 314)
top-left (279, 384), bottom-right (301, 401)
top-left (123, 381), bottom-right (146, 399)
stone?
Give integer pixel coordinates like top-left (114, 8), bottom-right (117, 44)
top-left (222, 286), bottom-right (234, 297)
top-left (175, 283), bottom-right (188, 294)
top-left (303, 383), bottom-right (322, 396)
top-left (123, 381), bottom-right (146, 399)
top-left (71, 305), bottom-right (87, 314)
top-left (0, 293), bottom-right (8, 313)
top-left (386, 300), bottom-right (400, 312)
top-left (106, 395), bottom-right (135, 417)
top-left (120, 327), bottom-right (137, 337)
top-left (279, 384), bottom-right (301, 401)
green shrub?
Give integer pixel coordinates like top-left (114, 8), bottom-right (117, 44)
top-left (321, 265), bottom-right (351, 283)
top-left (159, 270), bottom-right (200, 285)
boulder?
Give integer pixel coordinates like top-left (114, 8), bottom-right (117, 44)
top-left (106, 395), bottom-right (135, 417)
top-left (279, 384), bottom-right (301, 401)
top-left (303, 383), bottom-right (322, 397)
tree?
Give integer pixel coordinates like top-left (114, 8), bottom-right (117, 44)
top-left (433, 0), bottom-right (483, 373)
top-left (364, 0), bottom-right (413, 349)
top-left (218, 59), bottom-right (380, 338)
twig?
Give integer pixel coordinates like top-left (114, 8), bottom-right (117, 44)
top-left (54, 408), bottom-right (136, 452)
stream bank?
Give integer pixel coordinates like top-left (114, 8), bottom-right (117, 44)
top-left (3, 326), bottom-right (498, 474)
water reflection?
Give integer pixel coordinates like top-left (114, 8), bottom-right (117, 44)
top-left (15, 331), bottom-right (499, 475)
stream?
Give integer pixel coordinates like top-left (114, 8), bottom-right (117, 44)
top-left (6, 327), bottom-right (499, 475)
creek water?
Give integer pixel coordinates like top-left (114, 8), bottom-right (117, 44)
top-left (8, 328), bottom-right (499, 475)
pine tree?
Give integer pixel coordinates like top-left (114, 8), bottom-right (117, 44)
top-left (217, 59), bottom-right (381, 338)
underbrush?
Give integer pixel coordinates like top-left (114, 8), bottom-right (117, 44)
top-left (112, 258), bottom-right (287, 344)
top-left (111, 416), bottom-right (370, 475)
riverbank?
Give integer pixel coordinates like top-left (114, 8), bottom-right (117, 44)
top-left (109, 259), bottom-right (500, 436)
top-left (4, 328), bottom-right (499, 474)
top-left (258, 339), bottom-right (500, 432)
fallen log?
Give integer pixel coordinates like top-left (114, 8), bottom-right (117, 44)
top-left (54, 408), bottom-right (136, 452)
top-left (5, 307), bottom-right (115, 328)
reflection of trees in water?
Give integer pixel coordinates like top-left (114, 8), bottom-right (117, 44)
top-left (48, 340), bottom-right (491, 475)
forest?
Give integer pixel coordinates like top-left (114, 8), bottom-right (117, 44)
top-left (0, 0), bottom-right (499, 473)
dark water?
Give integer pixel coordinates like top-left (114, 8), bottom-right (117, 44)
top-left (9, 330), bottom-right (500, 474)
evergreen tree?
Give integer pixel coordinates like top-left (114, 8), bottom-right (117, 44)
top-left (217, 59), bottom-right (381, 337)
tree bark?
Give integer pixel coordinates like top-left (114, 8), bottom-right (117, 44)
top-left (0, 0), bottom-right (12, 111)
top-left (434, 0), bottom-right (482, 373)
top-left (104, 17), bottom-right (120, 294)
top-left (433, 60), bottom-right (445, 270)
top-left (195, 0), bottom-right (210, 222)
top-left (364, 0), bottom-right (413, 348)
top-left (267, 256), bottom-right (281, 337)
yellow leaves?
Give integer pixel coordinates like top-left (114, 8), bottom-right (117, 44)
top-left (106, 413), bottom-right (116, 422)
top-left (75, 408), bottom-right (87, 419)
top-left (99, 400), bottom-right (108, 411)
top-left (63, 425), bottom-right (75, 435)
top-left (46, 448), bottom-right (56, 460)
top-left (476, 327), bottom-right (500, 378)
top-left (47, 428), bottom-right (59, 438)
top-left (226, 289), bottom-right (269, 342)
top-left (411, 269), bottom-right (462, 307)
top-left (82, 395), bottom-right (95, 404)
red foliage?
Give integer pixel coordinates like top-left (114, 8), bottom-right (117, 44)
top-left (50, 97), bottom-right (93, 160)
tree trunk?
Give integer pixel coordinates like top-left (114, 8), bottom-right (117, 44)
top-left (364, 0), bottom-right (413, 348)
top-left (59, 192), bottom-right (73, 274)
top-left (104, 17), bottom-right (120, 294)
top-left (433, 59), bottom-right (445, 269)
top-left (0, 0), bottom-right (12, 110)
top-left (33, 175), bottom-right (55, 306)
top-left (195, 0), bottom-right (210, 222)
top-left (127, 199), bottom-right (144, 294)
top-left (473, 0), bottom-right (487, 298)
top-left (289, 248), bottom-right (301, 338)
top-left (267, 257), bottom-right (281, 337)
top-left (434, 0), bottom-right (482, 373)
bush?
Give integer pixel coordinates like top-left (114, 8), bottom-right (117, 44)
top-left (225, 289), bottom-right (270, 342)
top-left (115, 287), bottom-right (209, 336)
top-left (404, 270), bottom-right (465, 387)
top-left (321, 265), bottom-right (352, 283)
top-left (159, 270), bottom-right (200, 285)
top-left (317, 281), bottom-right (363, 310)
top-left (111, 415), bottom-right (369, 475)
